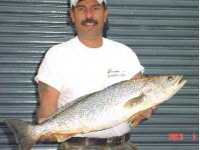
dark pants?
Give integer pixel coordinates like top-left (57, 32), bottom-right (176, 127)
top-left (60, 142), bottom-right (139, 150)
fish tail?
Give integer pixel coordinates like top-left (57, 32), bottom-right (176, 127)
top-left (5, 119), bottom-right (40, 150)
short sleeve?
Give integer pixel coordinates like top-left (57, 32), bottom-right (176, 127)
top-left (129, 50), bottom-right (144, 74)
top-left (122, 46), bottom-right (144, 78)
top-left (34, 46), bottom-right (63, 92)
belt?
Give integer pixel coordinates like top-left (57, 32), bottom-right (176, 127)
top-left (67, 133), bottom-right (130, 146)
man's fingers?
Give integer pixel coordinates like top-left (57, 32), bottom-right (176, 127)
top-left (152, 105), bottom-right (158, 111)
top-left (139, 106), bottom-right (158, 120)
top-left (141, 109), bottom-right (153, 119)
top-left (38, 118), bottom-right (46, 124)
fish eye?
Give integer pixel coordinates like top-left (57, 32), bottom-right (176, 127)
top-left (168, 76), bottom-right (174, 81)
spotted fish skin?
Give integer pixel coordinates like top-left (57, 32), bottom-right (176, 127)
top-left (5, 75), bottom-right (187, 150)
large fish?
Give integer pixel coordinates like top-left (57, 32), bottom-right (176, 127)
top-left (5, 75), bottom-right (187, 150)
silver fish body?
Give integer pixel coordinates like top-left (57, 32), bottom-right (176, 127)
top-left (5, 75), bottom-right (187, 150)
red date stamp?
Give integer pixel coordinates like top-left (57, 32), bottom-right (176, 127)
top-left (169, 133), bottom-right (184, 141)
top-left (192, 133), bottom-right (197, 141)
top-left (169, 133), bottom-right (198, 141)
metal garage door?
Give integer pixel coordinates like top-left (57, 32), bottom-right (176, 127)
top-left (0, 0), bottom-right (198, 149)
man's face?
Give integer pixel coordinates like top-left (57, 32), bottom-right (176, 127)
top-left (70, 0), bottom-right (108, 40)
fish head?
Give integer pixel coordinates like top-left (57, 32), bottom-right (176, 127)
top-left (144, 75), bottom-right (187, 104)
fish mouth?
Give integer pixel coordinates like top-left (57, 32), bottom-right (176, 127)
top-left (176, 75), bottom-right (187, 87)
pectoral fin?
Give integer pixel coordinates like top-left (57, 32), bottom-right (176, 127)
top-left (130, 115), bottom-right (144, 128)
top-left (123, 94), bottom-right (145, 108)
top-left (126, 111), bottom-right (144, 128)
top-left (53, 133), bottom-right (76, 142)
top-left (126, 112), bottom-right (141, 122)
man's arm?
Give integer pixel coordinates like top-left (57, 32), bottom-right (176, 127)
top-left (131, 71), bottom-right (143, 79)
top-left (37, 81), bottom-right (60, 141)
top-left (37, 81), bottom-right (60, 124)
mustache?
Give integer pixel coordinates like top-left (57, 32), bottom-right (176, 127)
top-left (81, 18), bottom-right (98, 25)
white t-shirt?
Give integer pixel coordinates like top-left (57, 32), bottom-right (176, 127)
top-left (35, 36), bottom-right (144, 138)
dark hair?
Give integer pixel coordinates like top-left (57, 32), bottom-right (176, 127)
top-left (102, 2), bottom-right (106, 8)
top-left (71, 1), bottom-right (107, 10)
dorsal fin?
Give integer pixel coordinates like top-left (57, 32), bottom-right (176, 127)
top-left (123, 76), bottom-right (148, 85)
top-left (43, 93), bottom-right (94, 123)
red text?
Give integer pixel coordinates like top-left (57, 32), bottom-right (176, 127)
top-left (169, 133), bottom-right (184, 141)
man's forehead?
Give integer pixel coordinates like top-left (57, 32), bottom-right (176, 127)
top-left (70, 0), bottom-right (106, 7)
top-left (77, 0), bottom-right (99, 5)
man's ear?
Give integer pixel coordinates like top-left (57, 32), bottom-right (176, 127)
top-left (70, 10), bottom-right (75, 23)
top-left (104, 8), bottom-right (108, 23)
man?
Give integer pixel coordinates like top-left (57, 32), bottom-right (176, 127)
top-left (35, 0), bottom-right (157, 149)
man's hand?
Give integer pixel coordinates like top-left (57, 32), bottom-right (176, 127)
top-left (38, 118), bottom-right (46, 125)
top-left (130, 106), bottom-right (158, 128)
top-left (138, 106), bottom-right (158, 120)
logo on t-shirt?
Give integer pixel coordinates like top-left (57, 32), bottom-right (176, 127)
top-left (107, 68), bottom-right (126, 78)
